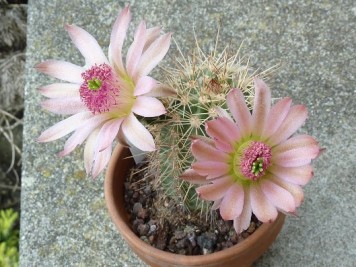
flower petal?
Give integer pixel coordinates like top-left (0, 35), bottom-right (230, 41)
top-left (58, 114), bottom-right (109, 157)
top-left (192, 161), bottom-right (229, 179)
top-left (134, 76), bottom-right (157, 96)
top-left (272, 143), bottom-right (320, 168)
top-left (220, 183), bottom-right (244, 220)
top-left (92, 144), bottom-right (112, 178)
top-left (65, 24), bottom-right (108, 66)
top-left (180, 169), bottom-right (207, 185)
top-left (211, 198), bottom-right (222, 210)
top-left (143, 83), bottom-right (177, 97)
top-left (206, 117), bottom-right (241, 146)
top-left (272, 135), bottom-right (319, 154)
top-left (269, 175), bottom-right (304, 207)
top-left (134, 32), bottom-right (171, 80)
top-left (143, 26), bottom-right (160, 52)
top-left (272, 135), bottom-right (320, 167)
top-left (84, 129), bottom-right (99, 175)
top-left (233, 189), bottom-right (252, 234)
top-left (121, 113), bottom-right (155, 151)
top-left (267, 105), bottom-right (308, 146)
top-left (191, 139), bottom-right (229, 162)
top-left (268, 165), bottom-right (314, 186)
top-left (96, 118), bottom-right (123, 152)
top-left (37, 111), bottom-right (92, 142)
top-left (109, 6), bottom-right (131, 75)
top-left (132, 96), bottom-right (166, 117)
top-left (250, 184), bottom-right (278, 223)
top-left (36, 60), bottom-right (84, 84)
top-left (126, 21), bottom-right (147, 77)
top-left (260, 179), bottom-right (296, 213)
top-left (226, 89), bottom-right (252, 137)
top-left (251, 78), bottom-right (271, 137)
top-left (39, 83), bottom-right (80, 98)
top-left (262, 97), bottom-right (292, 139)
top-left (215, 107), bottom-right (233, 121)
top-left (196, 176), bottom-right (233, 201)
top-left (41, 97), bottom-right (86, 115)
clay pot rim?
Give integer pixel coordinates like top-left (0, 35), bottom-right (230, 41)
top-left (105, 144), bottom-right (285, 265)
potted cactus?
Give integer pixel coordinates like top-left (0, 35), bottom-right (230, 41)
top-left (36, 6), bottom-right (321, 267)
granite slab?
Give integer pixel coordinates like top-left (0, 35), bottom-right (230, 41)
top-left (21, 0), bottom-right (355, 266)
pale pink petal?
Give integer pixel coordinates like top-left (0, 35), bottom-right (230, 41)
top-left (251, 78), bottom-right (271, 137)
top-left (211, 198), bottom-right (222, 210)
top-left (192, 161), bottom-right (229, 179)
top-left (272, 142), bottom-right (320, 168)
top-left (261, 97), bottom-right (292, 139)
top-left (272, 135), bottom-right (319, 154)
top-left (39, 83), bottom-right (80, 98)
top-left (267, 105), bottom-right (308, 146)
top-left (191, 139), bottom-right (229, 162)
top-left (219, 183), bottom-right (244, 220)
top-left (214, 139), bottom-right (233, 154)
top-left (196, 176), bottom-right (233, 201)
top-left (143, 27), bottom-right (160, 52)
top-left (121, 113), bottom-right (155, 151)
top-left (269, 175), bottom-right (304, 207)
top-left (134, 76), bottom-right (157, 96)
top-left (92, 145), bottom-right (112, 178)
top-left (180, 169), bottom-right (207, 185)
top-left (268, 165), bottom-right (314, 186)
top-left (260, 179), bottom-right (296, 213)
top-left (215, 107), bottom-right (233, 121)
top-left (143, 83), bottom-right (177, 97)
top-left (272, 135), bottom-right (320, 167)
top-left (190, 135), bottom-right (215, 146)
top-left (250, 184), bottom-right (278, 223)
top-left (58, 114), bottom-right (109, 157)
top-left (96, 118), bottom-right (124, 152)
top-left (84, 129), bottom-right (99, 174)
top-left (36, 60), bottom-right (84, 84)
top-left (226, 89), bottom-right (252, 137)
top-left (206, 117), bottom-right (241, 146)
top-left (41, 97), bottom-right (86, 115)
top-left (132, 96), bottom-right (166, 117)
top-left (65, 24), bottom-right (108, 66)
top-left (134, 33), bottom-right (171, 80)
top-left (37, 111), bottom-right (92, 142)
top-left (126, 21), bottom-right (147, 76)
top-left (233, 189), bottom-right (252, 234)
top-left (109, 6), bottom-right (131, 75)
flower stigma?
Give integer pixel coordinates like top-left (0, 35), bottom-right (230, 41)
top-left (87, 78), bottom-right (102, 91)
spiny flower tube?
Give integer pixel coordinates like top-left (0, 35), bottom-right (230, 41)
top-left (36, 6), bottom-right (172, 178)
top-left (181, 78), bottom-right (321, 234)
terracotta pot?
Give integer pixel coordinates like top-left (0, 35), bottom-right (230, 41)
top-left (105, 144), bottom-right (286, 267)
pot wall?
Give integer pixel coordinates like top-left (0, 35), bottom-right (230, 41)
top-left (105, 145), bottom-right (285, 267)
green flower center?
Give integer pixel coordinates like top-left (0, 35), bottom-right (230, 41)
top-left (230, 141), bottom-right (272, 183)
top-left (87, 78), bottom-right (102, 91)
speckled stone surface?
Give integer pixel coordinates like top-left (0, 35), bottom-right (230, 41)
top-left (21, 0), bottom-right (355, 266)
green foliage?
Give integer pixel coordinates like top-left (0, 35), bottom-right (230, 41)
top-left (0, 209), bottom-right (19, 267)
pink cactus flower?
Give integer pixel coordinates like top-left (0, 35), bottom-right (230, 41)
top-left (182, 78), bottom-right (321, 234)
top-left (36, 6), bottom-right (171, 178)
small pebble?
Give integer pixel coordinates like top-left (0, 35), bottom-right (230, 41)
top-left (132, 202), bottom-right (143, 215)
top-left (137, 208), bottom-right (148, 219)
top-left (137, 224), bottom-right (150, 236)
top-left (247, 222), bottom-right (256, 234)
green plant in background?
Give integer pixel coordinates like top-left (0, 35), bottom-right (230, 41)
top-left (148, 39), bottom-right (275, 216)
top-left (0, 209), bottom-right (19, 267)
